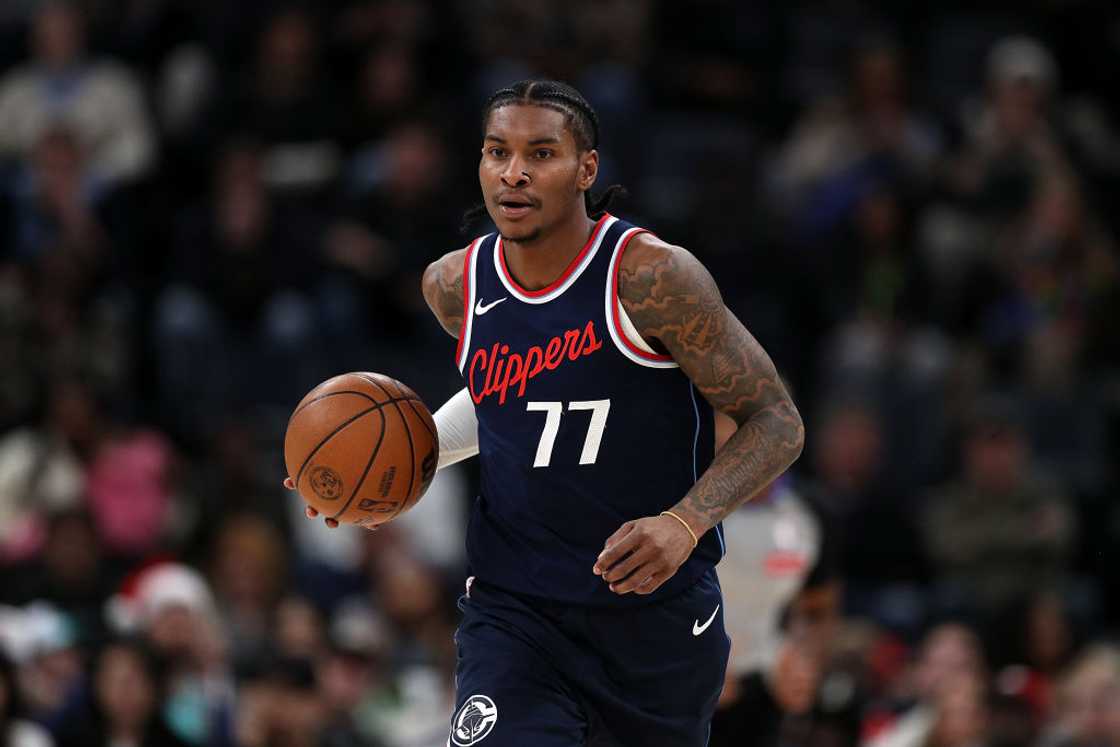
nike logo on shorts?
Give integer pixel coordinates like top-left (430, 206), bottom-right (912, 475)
top-left (692, 604), bottom-right (719, 636)
top-left (475, 297), bottom-right (508, 315)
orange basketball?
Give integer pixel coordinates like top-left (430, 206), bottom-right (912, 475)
top-left (283, 372), bottom-right (438, 528)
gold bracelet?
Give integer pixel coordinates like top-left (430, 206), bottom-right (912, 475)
top-left (660, 510), bottom-right (698, 549)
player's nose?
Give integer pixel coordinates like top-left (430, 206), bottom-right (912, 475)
top-left (500, 154), bottom-right (530, 187)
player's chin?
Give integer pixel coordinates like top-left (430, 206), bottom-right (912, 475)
top-left (490, 209), bottom-right (541, 241)
top-left (498, 222), bottom-right (542, 244)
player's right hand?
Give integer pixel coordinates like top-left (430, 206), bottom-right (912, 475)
top-left (283, 477), bottom-right (340, 528)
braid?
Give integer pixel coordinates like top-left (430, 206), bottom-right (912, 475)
top-left (485, 80), bottom-right (600, 151)
top-left (461, 79), bottom-right (627, 231)
top-left (460, 202), bottom-right (488, 234)
top-left (585, 184), bottom-right (628, 220)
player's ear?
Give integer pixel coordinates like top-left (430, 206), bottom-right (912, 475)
top-left (578, 149), bottom-right (599, 192)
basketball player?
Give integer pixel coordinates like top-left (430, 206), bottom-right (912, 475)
top-left (300, 80), bottom-right (804, 746)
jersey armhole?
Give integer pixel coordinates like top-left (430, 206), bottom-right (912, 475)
top-left (604, 228), bottom-right (678, 369)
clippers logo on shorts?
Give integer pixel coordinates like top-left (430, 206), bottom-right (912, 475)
top-left (451, 695), bottom-right (498, 745)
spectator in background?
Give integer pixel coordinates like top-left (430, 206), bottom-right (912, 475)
top-left (316, 600), bottom-right (388, 747)
top-left (949, 37), bottom-right (1069, 218)
top-left (6, 127), bottom-right (108, 265)
top-left (0, 2), bottom-right (154, 186)
top-left (107, 563), bottom-right (233, 747)
top-left (6, 603), bottom-right (84, 735)
top-left (359, 547), bottom-right (454, 747)
top-left (989, 590), bottom-right (1080, 724)
top-left (938, 39), bottom-right (1087, 367)
top-left (0, 652), bottom-right (53, 747)
top-left (274, 596), bottom-right (325, 665)
top-left (925, 670), bottom-right (991, 747)
top-left (774, 39), bottom-right (941, 240)
top-left (85, 428), bottom-right (178, 560)
top-left (0, 377), bottom-right (102, 562)
top-left (825, 188), bottom-right (931, 328)
top-left (922, 397), bottom-right (1076, 622)
top-left (181, 418), bottom-right (293, 563)
top-left (0, 379), bottom-right (175, 566)
top-left (969, 174), bottom-right (1119, 390)
top-left (58, 638), bottom-right (188, 747)
top-left (0, 508), bottom-right (117, 644)
top-left (236, 657), bottom-right (325, 747)
top-left (207, 515), bottom-right (288, 678)
top-left (222, 7), bottom-right (340, 194)
top-left (1042, 644), bottom-right (1120, 747)
top-left (341, 43), bottom-right (422, 153)
top-left (155, 140), bottom-right (324, 440)
top-left (324, 119), bottom-right (461, 351)
top-left (866, 624), bottom-right (988, 747)
top-left (805, 399), bottom-right (926, 627)
top-left (0, 126), bottom-right (133, 405)
top-left (817, 187), bottom-right (951, 490)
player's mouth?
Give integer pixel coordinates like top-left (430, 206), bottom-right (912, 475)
top-left (496, 194), bottom-right (537, 220)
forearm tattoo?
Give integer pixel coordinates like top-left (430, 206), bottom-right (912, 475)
top-left (619, 238), bottom-right (805, 534)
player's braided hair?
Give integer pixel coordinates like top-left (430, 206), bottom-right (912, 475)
top-left (460, 79), bottom-right (627, 233)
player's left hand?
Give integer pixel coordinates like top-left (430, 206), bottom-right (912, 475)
top-left (593, 515), bottom-right (696, 595)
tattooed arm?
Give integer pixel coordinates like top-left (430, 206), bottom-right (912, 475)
top-left (623, 234), bottom-right (805, 531)
top-left (594, 234), bottom-right (805, 594)
top-left (421, 247), bottom-right (468, 337)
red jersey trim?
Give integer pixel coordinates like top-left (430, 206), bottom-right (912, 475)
top-left (498, 213), bottom-right (611, 298)
top-left (610, 230), bottom-right (675, 362)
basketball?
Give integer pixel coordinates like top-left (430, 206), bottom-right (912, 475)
top-left (283, 372), bottom-right (438, 528)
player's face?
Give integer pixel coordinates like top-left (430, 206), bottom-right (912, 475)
top-left (480, 104), bottom-right (598, 244)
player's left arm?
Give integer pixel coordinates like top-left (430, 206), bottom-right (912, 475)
top-left (595, 234), bottom-right (805, 594)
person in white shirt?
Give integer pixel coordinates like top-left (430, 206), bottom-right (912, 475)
top-left (0, 2), bottom-right (154, 186)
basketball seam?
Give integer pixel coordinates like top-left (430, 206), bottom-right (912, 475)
top-left (295, 405), bottom-right (382, 487)
top-left (328, 404), bottom-right (389, 521)
top-left (289, 389), bottom-right (379, 420)
top-left (401, 398), bottom-right (438, 501)
top-left (402, 398), bottom-right (437, 440)
top-left (351, 374), bottom-right (416, 521)
top-left (291, 393), bottom-right (425, 431)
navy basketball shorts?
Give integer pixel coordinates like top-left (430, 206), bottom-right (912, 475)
top-left (448, 570), bottom-right (730, 747)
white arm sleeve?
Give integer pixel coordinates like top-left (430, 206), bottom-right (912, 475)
top-left (433, 387), bottom-right (479, 470)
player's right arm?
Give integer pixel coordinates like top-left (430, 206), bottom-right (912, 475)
top-left (421, 247), bottom-right (469, 337)
top-left (422, 248), bottom-right (481, 470)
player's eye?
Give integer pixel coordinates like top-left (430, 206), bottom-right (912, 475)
top-left (486, 147), bottom-right (506, 158)
top-left (534, 149), bottom-right (553, 159)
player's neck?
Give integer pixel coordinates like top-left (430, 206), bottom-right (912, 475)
top-left (502, 211), bottom-right (598, 292)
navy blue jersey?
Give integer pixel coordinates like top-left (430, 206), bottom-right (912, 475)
top-left (454, 214), bottom-right (723, 607)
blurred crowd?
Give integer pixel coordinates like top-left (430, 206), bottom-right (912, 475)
top-left (0, 1), bottom-right (1118, 746)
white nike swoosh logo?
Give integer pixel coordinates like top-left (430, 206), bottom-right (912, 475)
top-left (475, 297), bottom-right (508, 315)
top-left (692, 604), bottom-right (720, 636)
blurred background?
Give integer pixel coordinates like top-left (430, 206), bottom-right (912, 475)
top-left (0, 1), bottom-right (1118, 746)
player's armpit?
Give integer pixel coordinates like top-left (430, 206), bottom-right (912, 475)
top-left (421, 247), bottom-right (469, 338)
top-left (618, 234), bottom-right (805, 536)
